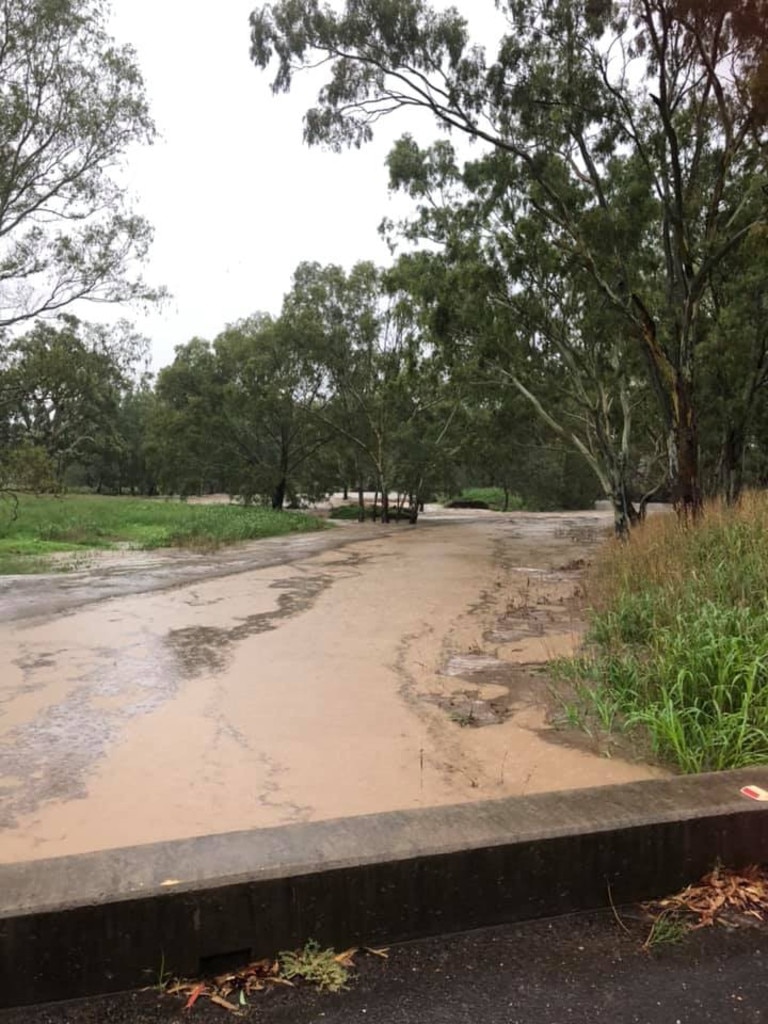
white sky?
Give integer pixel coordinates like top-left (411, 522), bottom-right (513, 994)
top-left (97, 1), bottom-right (503, 370)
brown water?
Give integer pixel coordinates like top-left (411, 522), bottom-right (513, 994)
top-left (0, 511), bottom-right (663, 863)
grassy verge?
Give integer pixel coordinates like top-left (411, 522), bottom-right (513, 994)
top-left (446, 487), bottom-right (525, 511)
top-left (558, 493), bottom-right (768, 772)
top-left (0, 494), bottom-right (326, 574)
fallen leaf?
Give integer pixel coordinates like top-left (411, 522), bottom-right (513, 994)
top-left (209, 993), bottom-right (241, 1013)
top-left (334, 947), bottom-right (358, 967)
top-left (184, 983), bottom-right (206, 1010)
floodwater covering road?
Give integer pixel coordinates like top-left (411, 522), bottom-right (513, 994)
top-left (0, 510), bottom-right (663, 863)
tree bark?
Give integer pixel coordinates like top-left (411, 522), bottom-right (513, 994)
top-left (634, 305), bottom-right (702, 520)
top-left (669, 378), bottom-right (702, 519)
top-left (271, 476), bottom-right (286, 510)
top-left (719, 425), bottom-right (746, 505)
top-left (610, 477), bottom-right (640, 540)
top-left (408, 492), bottom-right (419, 524)
top-left (380, 484), bottom-right (390, 523)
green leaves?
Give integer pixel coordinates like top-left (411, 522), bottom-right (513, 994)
top-left (0, 0), bottom-right (159, 326)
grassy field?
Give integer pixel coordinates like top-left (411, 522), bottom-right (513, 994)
top-left (0, 494), bottom-right (326, 574)
top-left (559, 494), bottom-right (768, 773)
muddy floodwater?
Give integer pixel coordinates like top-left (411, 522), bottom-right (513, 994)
top-left (0, 510), bottom-right (664, 863)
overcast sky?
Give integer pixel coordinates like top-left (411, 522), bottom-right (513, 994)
top-left (101, 1), bottom-right (502, 370)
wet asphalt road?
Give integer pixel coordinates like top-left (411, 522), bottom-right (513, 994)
top-left (1, 910), bottom-right (765, 1024)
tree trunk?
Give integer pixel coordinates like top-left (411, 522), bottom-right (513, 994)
top-left (611, 490), bottom-right (639, 539)
top-left (408, 493), bottom-right (419, 524)
top-left (719, 425), bottom-right (745, 505)
top-left (343, 483), bottom-right (348, 500)
top-left (635, 309), bottom-right (702, 521)
top-left (357, 480), bottom-right (365, 522)
top-left (503, 485), bottom-right (510, 512)
top-left (670, 379), bottom-right (702, 520)
top-left (271, 477), bottom-right (286, 510)
top-left (380, 484), bottom-right (389, 523)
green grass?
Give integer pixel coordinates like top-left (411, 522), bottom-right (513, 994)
top-left (0, 493), bottom-right (326, 574)
top-left (446, 487), bottom-right (525, 511)
top-left (328, 502), bottom-right (413, 521)
top-left (561, 494), bottom-right (768, 773)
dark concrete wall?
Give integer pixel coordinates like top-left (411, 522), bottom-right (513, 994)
top-left (1, 770), bottom-right (767, 1007)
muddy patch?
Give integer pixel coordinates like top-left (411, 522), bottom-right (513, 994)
top-left (426, 560), bottom-right (585, 731)
top-left (166, 571), bottom-right (335, 676)
top-left (428, 661), bottom-right (546, 728)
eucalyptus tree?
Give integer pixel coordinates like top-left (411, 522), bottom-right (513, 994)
top-left (381, 169), bottom-right (660, 536)
top-left (282, 260), bottom-right (463, 522)
top-left (150, 338), bottom-right (230, 497)
top-left (0, 0), bottom-right (160, 328)
top-left (151, 316), bottom-right (331, 506)
top-left (251, 0), bottom-right (768, 515)
top-left (696, 229), bottom-right (768, 503)
top-left (1, 316), bottom-right (146, 485)
top-left (214, 314), bottom-right (331, 508)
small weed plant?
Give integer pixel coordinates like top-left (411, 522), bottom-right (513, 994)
top-left (563, 493), bottom-right (768, 772)
top-left (279, 940), bottom-right (351, 992)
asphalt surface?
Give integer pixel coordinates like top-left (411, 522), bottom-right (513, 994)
top-left (2, 909), bottom-right (766, 1023)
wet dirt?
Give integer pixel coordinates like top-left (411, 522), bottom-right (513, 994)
top-left (0, 510), bottom-right (665, 864)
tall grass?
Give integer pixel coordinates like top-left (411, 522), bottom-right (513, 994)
top-left (566, 494), bottom-right (768, 772)
top-left (0, 494), bottom-right (325, 572)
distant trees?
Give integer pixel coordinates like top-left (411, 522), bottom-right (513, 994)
top-left (147, 263), bottom-right (464, 515)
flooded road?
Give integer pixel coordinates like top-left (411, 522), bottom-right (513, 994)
top-left (0, 512), bottom-right (663, 863)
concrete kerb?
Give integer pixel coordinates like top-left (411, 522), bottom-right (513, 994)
top-left (1, 768), bottom-right (767, 1008)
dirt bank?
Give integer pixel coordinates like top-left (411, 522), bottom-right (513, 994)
top-left (0, 511), bottom-right (664, 864)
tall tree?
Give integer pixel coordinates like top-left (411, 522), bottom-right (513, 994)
top-left (0, 0), bottom-right (159, 328)
top-left (251, 0), bottom-right (768, 514)
top-left (283, 260), bottom-right (462, 522)
top-left (1, 315), bottom-right (146, 484)
top-left (151, 316), bottom-right (332, 506)
top-left (214, 314), bottom-right (331, 508)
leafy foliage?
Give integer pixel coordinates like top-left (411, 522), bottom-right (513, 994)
top-left (250, 0), bottom-right (768, 516)
top-left (0, 0), bottom-right (160, 326)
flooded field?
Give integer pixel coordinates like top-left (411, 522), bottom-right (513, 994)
top-left (0, 510), bottom-right (663, 863)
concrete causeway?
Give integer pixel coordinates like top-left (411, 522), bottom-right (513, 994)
top-left (1, 769), bottom-right (767, 1006)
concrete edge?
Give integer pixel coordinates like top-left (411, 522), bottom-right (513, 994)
top-left (1, 768), bottom-right (767, 1006)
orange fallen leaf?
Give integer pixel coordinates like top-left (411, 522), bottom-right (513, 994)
top-left (184, 983), bottom-right (206, 1010)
